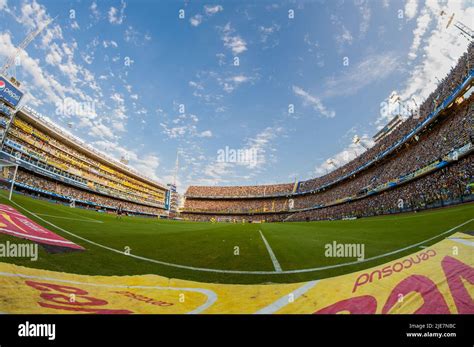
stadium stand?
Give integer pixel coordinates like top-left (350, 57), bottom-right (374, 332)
top-left (0, 107), bottom-right (169, 217)
top-left (182, 42), bottom-right (474, 222)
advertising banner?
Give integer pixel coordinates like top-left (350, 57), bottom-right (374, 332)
top-left (0, 232), bottom-right (471, 314)
top-left (0, 75), bottom-right (23, 108)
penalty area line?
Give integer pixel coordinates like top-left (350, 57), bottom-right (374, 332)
top-left (258, 230), bottom-right (282, 272)
top-left (34, 213), bottom-right (104, 223)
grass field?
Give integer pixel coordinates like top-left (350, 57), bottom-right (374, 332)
top-left (0, 190), bottom-right (472, 284)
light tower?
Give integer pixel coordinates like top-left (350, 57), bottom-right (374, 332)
top-left (352, 134), bottom-right (368, 150)
top-left (441, 11), bottom-right (473, 42)
top-left (326, 158), bottom-right (338, 169)
top-left (173, 150), bottom-right (180, 187)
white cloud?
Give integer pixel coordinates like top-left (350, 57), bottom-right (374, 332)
top-left (324, 52), bottom-right (400, 97)
top-left (160, 113), bottom-right (212, 140)
top-left (331, 15), bottom-right (353, 49)
top-left (292, 86), bottom-right (336, 118)
top-left (103, 40), bottom-right (118, 48)
top-left (198, 130), bottom-right (213, 138)
top-left (190, 5), bottom-right (223, 27)
top-left (108, 0), bottom-right (126, 25)
top-left (259, 23), bottom-right (281, 48)
top-left (357, 0), bottom-right (371, 37)
top-left (404, 0), bottom-right (418, 20)
top-left (70, 20), bottom-right (80, 30)
top-left (220, 22), bottom-right (247, 55)
top-left (243, 126), bottom-right (284, 169)
top-left (336, 26), bottom-right (353, 46)
top-left (190, 70), bottom-right (256, 97)
top-left (189, 80), bottom-right (203, 90)
top-left (89, 121), bottom-right (116, 140)
top-left (196, 125), bottom-right (284, 185)
top-left (201, 161), bottom-right (233, 184)
top-left (0, 0), bottom-right (7, 11)
top-left (313, 134), bottom-right (374, 177)
top-left (304, 34), bottom-right (324, 67)
top-left (408, 8), bottom-right (432, 60)
top-left (124, 26), bottom-right (149, 46)
top-left (190, 14), bottom-right (203, 27)
top-left (0, 32), bottom-right (62, 105)
top-left (90, 1), bottom-right (100, 20)
top-left (17, 0), bottom-right (51, 29)
top-left (204, 5), bottom-right (223, 15)
top-left (92, 140), bottom-right (161, 181)
top-left (109, 92), bottom-right (127, 123)
top-left (220, 74), bottom-right (253, 93)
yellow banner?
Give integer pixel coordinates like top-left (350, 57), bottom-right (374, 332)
top-left (0, 232), bottom-right (472, 314)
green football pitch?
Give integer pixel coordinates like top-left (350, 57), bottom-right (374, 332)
top-left (0, 190), bottom-right (472, 284)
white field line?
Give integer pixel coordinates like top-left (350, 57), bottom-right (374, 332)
top-left (59, 209), bottom-right (106, 222)
top-left (258, 230), bottom-right (282, 272)
top-left (254, 280), bottom-right (319, 314)
top-left (0, 271), bottom-right (217, 314)
top-left (34, 213), bottom-right (104, 224)
top-left (3, 196), bottom-right (473, 275)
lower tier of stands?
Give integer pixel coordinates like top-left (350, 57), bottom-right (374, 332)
top-left (181, 154), bottom-right (473, 222)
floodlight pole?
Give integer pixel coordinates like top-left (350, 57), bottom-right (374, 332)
top-left (443, 12), bottom-right (474, 41)
top-left (9, 164), bottom-right (18, 200)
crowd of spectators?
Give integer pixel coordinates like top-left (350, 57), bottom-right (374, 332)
top-left (289, 155), bottom-right (473, 221)
top-left (182, 155), bottom-right (472, 222)
top-left (186, 182), bottom-right (295, 198)
top-left (2, 169), bottom-right (162, 216)
top-left (183, 96), bottom-right (472, 214)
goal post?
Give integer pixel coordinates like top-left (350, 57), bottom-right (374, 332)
top-left (0, 158), bottom-right (19, 201)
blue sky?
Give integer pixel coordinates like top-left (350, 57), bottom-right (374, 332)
top-left (0, 0), bottom-right (472, 192)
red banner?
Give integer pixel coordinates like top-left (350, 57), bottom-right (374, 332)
top-left (0, 204), bottom-right (84, 250)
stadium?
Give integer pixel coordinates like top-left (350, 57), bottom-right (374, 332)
top-left (0, 0), bottom-right (472, 320)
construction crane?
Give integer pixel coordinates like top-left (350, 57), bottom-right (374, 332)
top-left (0, 17), bottom-right (55, 79)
